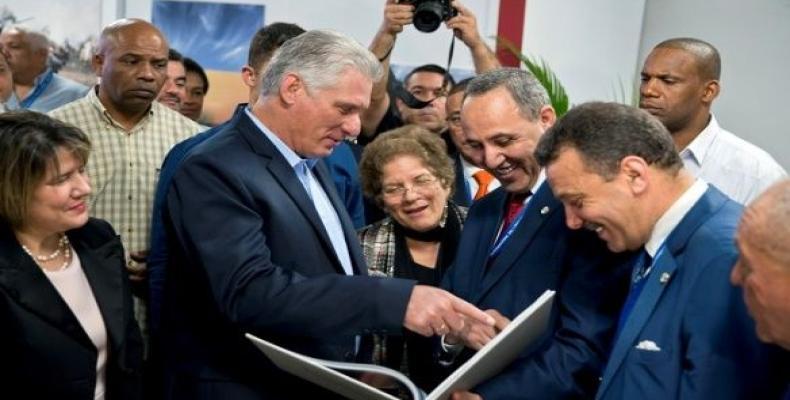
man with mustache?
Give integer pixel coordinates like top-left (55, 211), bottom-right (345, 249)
top-left (156, 49), bottom-right (187, 113)
top-left (49, 18), bottom-right (201, 346)
top-left (536, 101), bottom-right (788, 399)
top-left (639, 37), bottom-right (785, 204)
top-left (441, 68), bottom-right (630, 399)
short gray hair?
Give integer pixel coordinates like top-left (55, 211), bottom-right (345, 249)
top-left (464, 67), bottom-right (549, 121)
top-left (259, 29), bottom-right (382, 97)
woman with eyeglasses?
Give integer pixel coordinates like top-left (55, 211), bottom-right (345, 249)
top-left (358, 125), bottom-right (467, 393)
top-left (0, 111), bottom-right (142, 399)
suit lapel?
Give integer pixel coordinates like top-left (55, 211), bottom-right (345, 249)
top-left (597, 187), bottom-right (728, 398)
top-left (0, 229), bottom-right (93, 349)
top-left (236, 113), bottom-right (347, 275)
top-left (597, 251), bottom-right (678, 398)
top-left (473, 183), bottom-right (559, 304)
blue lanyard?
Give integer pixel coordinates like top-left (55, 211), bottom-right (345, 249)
top-left (19, 70), bottom-right (54, 109)
top-left (488, 203), bottom-right (529, 259)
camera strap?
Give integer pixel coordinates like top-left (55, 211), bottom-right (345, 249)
top-left (442, 35), bottom-right (456, 92)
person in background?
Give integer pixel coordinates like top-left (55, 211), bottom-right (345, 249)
top-left (181, 57), bottom-right (208, 122)
top-left (445, 77), bottom-right (499, 203)
top-left (362, 0), bottom-right (500, 139)
top-left (0, 52), bottom-right (13, 111)
top-left (0, 110), bottom-right (143, 400)
top-left (536, 101), bottom-right (788, 399)
top-left (639, 37), bottom-right (786, 204)
top-left (156, 48), bottom-right (187, 112)
top-left (358, 125), bottom-right (467, 391)
top-left (0, 25), bottom-right (88, 112)
top-left (49, 18), bottom-right (201, 350)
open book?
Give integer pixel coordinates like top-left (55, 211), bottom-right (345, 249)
top-left (246, 289), bottom-right (555, 400)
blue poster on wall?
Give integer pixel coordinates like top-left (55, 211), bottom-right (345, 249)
top-left (152, 1), bottom-right (265, 72)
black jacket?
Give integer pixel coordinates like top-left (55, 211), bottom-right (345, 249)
top-left (0, 218), bottom-right (143, 400)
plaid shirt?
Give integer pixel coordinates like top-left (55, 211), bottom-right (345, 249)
top-left (50, 87), bottom-right (201, 339)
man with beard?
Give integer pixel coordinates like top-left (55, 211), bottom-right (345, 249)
top-left (49, 18), bottom-right (201, 346)
top-left (639, 37), bottom-right (785, 204)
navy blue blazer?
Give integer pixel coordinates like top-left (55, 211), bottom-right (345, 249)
top-left (596, 186), bottom-right (789, 400)
top-left (442, 182), bottom-right (631, 399)
top-left (160, 110), bottom-right (415, 399)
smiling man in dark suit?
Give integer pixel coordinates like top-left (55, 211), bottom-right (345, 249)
top-left (159, 29), bottom-right (493, 399)
top-left (536, 101), bottom-right (788, 400)
top-left (442, 68), bottom-right (630, 400)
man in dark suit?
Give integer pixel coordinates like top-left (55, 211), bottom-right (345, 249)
top-left (535, 102), bottom-right (788, 399)
top-left (160, 30), bottom-right (493, 399)
top-left (442, 68), bottom-right (630, 399)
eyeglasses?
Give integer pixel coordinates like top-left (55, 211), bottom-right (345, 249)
top-left (381, 174), bottom-right (439, 199)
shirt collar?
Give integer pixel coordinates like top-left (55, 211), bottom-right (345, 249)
top-left (88, 85), bottom-right (155, 128)
top-left (32, 67), bottom-right (53, 85)
top-left (680, 115), bottom-right (720, 168)
top-left (644, 178), bottom-right (708, 256)
top-left (244, 107), bottom-right (317, 169)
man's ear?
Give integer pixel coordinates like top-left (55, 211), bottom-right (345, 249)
top-left (394, 96), bottom-right (407, 116)
top-left (620, 155), bottom-right (650, 195)
top-left (241, 65), bottom-right (256, 89)
top-left (91, 53), bottom-right (104, 77)
top-left (702, 80), bottom-right (720, 104)
top-left (538, 105), bottom-right (557, 129)
top-left (278, 72), bottom-right (304, 106)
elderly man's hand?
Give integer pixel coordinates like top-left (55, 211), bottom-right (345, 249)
top-left (381, 0), bottom-right (414, 36)
top-left (446, 1), bottom-right (484, 48)
top-left (404, 285), bottom-right (495, 337)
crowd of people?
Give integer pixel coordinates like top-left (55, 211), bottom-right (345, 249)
top-left (0, 1), bottom-right (788, 399)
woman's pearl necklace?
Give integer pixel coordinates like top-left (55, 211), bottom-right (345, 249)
top-left (21, 234), bottom-right (72, 271)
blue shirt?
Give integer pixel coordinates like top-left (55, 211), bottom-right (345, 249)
top-left (6, 68), bottom-right (89, 112)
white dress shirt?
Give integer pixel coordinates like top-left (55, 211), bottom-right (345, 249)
top-left (680, 115), bottom-right (786, 204)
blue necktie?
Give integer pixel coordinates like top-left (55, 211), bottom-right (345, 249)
top-left (614, 249), bottom-right (652, 339)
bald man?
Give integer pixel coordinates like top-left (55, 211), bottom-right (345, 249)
top-left (639, 37), bottom-right (786, 204)
top-left (731, 180), bottom-right (790, 350)
top-left (0, 26), bottom-right (88, 111)
top-left (49, 19), bottom-right (201, 345)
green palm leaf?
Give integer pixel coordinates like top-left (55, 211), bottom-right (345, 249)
top-left (497, 36), bottom-right (570, 116)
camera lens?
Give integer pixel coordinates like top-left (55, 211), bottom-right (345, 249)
top-left (413, 1), bottom-right (444, 33)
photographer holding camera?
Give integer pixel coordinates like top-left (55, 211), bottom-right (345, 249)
top-left (362, 0), bottom-right (500, 140)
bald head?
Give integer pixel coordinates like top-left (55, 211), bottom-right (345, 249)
top-left (97, 19), bottom-right (168, 56)
top-left (742, 179), bottom-right (790, 265)
top-left (654, 37), bottom-right (721, 81)
top-left (0, 26), bottom-right (50, 82)
top-left (92, 18), bottom-right (170, 121)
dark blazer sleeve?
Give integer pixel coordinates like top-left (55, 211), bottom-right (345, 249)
top-left (166, 148), bottom-right (415, 339)
top-left (475, 231), bottom-right (631, 399)
top-left (679, 251), bottom-right (788, 399)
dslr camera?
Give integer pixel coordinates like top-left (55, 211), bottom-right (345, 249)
top-left (401, 0), bottom-right (457, 33)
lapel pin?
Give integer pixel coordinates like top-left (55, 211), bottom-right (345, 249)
top-left (540, 206), bottom-right (550, 215)
top-left (659, 272), bottom-right (671, 284)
